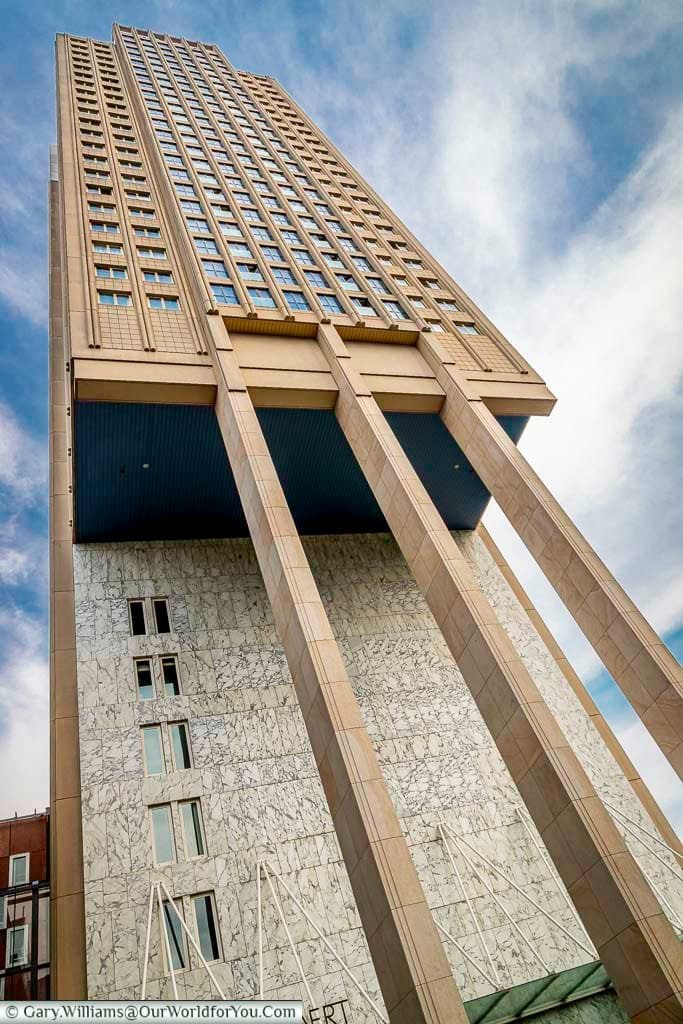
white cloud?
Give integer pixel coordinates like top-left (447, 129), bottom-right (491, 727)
top-left (0, 402), bottom-right (47, 503)
top-left (0, 607), bottom-right (48, 817)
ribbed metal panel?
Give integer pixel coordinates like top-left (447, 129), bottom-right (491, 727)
top-left (257, 408), bottom-right (387, 535)
top-left (74, 402), bottom-right (526, 543)
top-left (386, 413), bottom-right (528, 531)
top-left (75, 402), bottom-right (247, 542)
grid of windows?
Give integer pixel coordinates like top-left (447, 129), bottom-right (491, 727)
top-left (73, 28), bottom-right (506, 391)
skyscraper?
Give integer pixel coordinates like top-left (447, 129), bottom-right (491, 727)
top-left (49, 24), bottom-right (683, 1022)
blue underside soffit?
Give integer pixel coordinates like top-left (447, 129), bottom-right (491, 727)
top-left (74, 401), bottom-right (527, 543)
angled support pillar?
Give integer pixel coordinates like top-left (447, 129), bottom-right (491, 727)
top-left (205, 315), bottom-right (467, 1024)
top-left (318, 321), bottom-right (683, 1024)
top-left (419, 333), bottom-right (683, 778)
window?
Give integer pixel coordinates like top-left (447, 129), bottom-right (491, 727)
top-left (169, 722), bottom-right (192, 770)
top-left (283, 290), bottom-right (310, 311)
top-left (162, 901), bottom-right (187, 971)
top-left (135, 659), bottom-right (155, 700)
top-left (202, 260), bottom-right (228, 279)
top-left (161, 656), bottom-right (181, 697)
top-left (186, 218), bottom-right (210, 233)
top-left (457, 322), bottom-right (478, 334)
top-left (383, 300), bottom-right (407, 320)
top-left (93, 242), bottom-right (123, 254)
top-left (138, 247), bottom-right (167, 260)
top-left (129, 206), bottom-right (156, 220)
top-left (352, 256), bottom-right (371, 271)
top-left (367, 278), bottom-right (389, 294)
top-left (305, 270), bottom-right (327, 288)
top-left (272, 267), bottom-right (296, 286)
top-left (352, 297), bottom-right (376, 317)
top-left (192, 893), bottom-right (221, 963)
top-left (143, 270), bottom-right (173, 284)
top-left (95, 265), bottom-right (127, 280)
top-left (318, 293), bottom-right (343, 315)
top-left (409, 296), bottom-right (425, 309)
top-left (237, 263), bottom-right (264, 282)
top-left (98, 291), bottom-right (132, 306)
top-left (150, 805), bottom-right (176, 865)
top-left (261, 246), bottom-right (283, 262)
top-left (438, 300), bottom-right (459, 311)
top-left (212, 284), bottom-right (239, 305)
top-left (180, 800), bottom-right (206, 858)
top-left (0, 896), bottom-right (5, 929)
top-left (251, 226), bottom-right (271, 241)
top-left (226, 239), bottom-right (252, 258)
top-left (129, 600), bottom-right (146, 635)
top-left (148, 296), bottom-right (180, 311)
top-left (336, 274), bottom-right (356, 290)
top-left (154, 598), bottom-right (171, 633)
top-left (91, 221), bottom-right (119, 233)
top-left (6, 926), bottom-right (28, 968)
top-left (142, 726), bottom-right (165, 776)
top-left (322, 252), bottom-right (344, 268)
top-left (247, 287), bottom-right (276, 309)
top-left (194, 237), bottom-right (218, 255)
top-left (9, 854), bottom-right (29, 886)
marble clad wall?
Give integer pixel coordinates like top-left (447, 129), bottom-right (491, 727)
top-left (73, 531), bottom-right (683, 1008)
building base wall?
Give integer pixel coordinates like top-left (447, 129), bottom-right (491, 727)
top-left (72, 531), bottom-right (682, 1007)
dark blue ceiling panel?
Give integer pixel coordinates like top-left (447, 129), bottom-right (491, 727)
top-left (386, 412), bottom-right (528, 531)
top-left (74, 402), bottom-right (247, 542)
top-left (256, 407), bottom-right (387, 534)
top-left (74, 402), bottom-right (527, 543)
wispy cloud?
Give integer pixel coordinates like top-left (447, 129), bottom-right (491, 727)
top-left (0, 606), bottom-right (48, 815)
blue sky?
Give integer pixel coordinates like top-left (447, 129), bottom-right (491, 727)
top-left (0, 0), bottom-right (681, 831)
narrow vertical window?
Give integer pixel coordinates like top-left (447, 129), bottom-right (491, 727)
top-left (153, 598), bottom-right (171, 633)
top-left (129, 600), bottom-right (146, 635)
top-left (192, 893), bottom-right (221, 962)
top-left (135, 659), bottom-right (155, 700)
top-left (180, 800), bottom-right (206, 858)
top-left (150, 805), bottom-right (176, 865)
top-left (141, 725), bottom-right (165, 776)
top-left (162, 901), bottom-right (187, 971)
top-left (161, 656), bottom-right (181, 697)
top-left (169, 722), bottom-right (192, 770)
top-left (6, 926), bottom-right (28, 967)
top-left (9, 854), bottom-right (29, 886)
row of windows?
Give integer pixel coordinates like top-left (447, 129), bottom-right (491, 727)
top-left (98, 292), bottom-right (180, 310)
top-left (97, 265), bottom-right (173, 284)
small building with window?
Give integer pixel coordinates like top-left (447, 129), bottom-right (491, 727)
top-left (0, 810), bottom-right (50, 999)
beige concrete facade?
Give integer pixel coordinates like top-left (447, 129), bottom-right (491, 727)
top-left (50, 23), bottom-right (683, 1020)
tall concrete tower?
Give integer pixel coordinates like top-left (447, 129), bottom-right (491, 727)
top-left (49, 24), bottom-right (683, 1022)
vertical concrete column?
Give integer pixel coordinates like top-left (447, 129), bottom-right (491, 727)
top-left (478, 524), bottom-right (683, 858)
top-left (205, 316), bottom-right (466, 1024)
top-left (49, 172), bottom-right (87, 998)
top-left (419, 334), bottom-right (683, 779)
top-left (318, 322), bottom-right (683, 1024)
